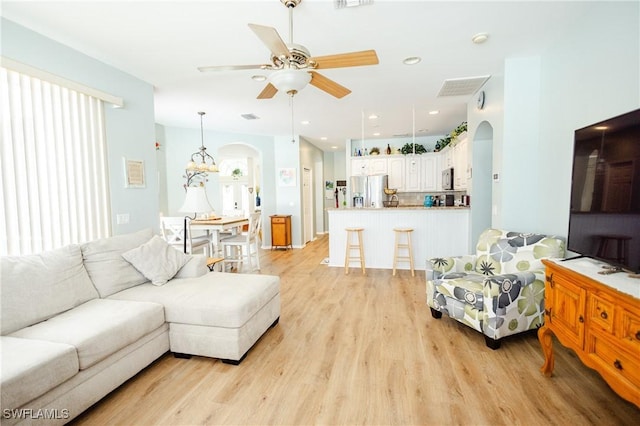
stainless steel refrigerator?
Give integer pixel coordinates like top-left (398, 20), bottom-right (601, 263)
top-left (350, 174), bottom-right (388, 208)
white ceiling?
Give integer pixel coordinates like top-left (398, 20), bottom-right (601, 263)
top-left (1, 0), bottom-right (595, 151)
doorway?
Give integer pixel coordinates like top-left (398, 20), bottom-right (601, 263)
top-left (303, 168), bottom-right (313, 244)
top-left (471, 121), bottom-right (494, 245)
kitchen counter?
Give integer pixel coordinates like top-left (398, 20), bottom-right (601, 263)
top-left (326, 206), bottom-right (469, 210)
top-left (327, 208), bottom-right (470, 271)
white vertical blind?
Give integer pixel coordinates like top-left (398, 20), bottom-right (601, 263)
top-left (1, 67), bottom-right (111, 256)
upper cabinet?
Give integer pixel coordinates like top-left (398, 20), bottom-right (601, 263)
top-left (404, 157), bottom-right (421, 192)
top-left (421, 155), bottom-right (440, 192)
top-left (387, 157), bottom-right (405, 190)
top-left (453, 135), bottom-right (469, 190)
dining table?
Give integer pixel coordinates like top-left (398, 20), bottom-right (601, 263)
top-left (190, 216), bottom-right (249, 257)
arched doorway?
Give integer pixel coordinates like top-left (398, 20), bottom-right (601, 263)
top-left (471, 121), bottom-right (494, 245)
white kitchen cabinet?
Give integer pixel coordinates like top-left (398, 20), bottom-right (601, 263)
top-left (441, 146), bottom-right (454, 169)
top-left (404, 156), bottom-right (421, 192)
top-left (369, 157), bottom-right (388, 174)
top-left (453, 137), bottom-right (469, 190)
top-left (351, 158), bottom-right (369, 176)
top-left (421, 154), bottom-right (440, 191)
top-left (387, 157), bottom-right (404, 190)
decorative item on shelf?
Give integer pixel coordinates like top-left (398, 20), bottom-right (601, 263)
top-left (386, 144), bottom-right (391, 155)
top-left (370, 147), bottom-right (380, 155)
top-left (255, 186), bottom-right (261, 207)
top-left (435, 121), bottom-right (468, 151)
top-left (184, 111), bottom-right (218, 189)
top-left (400, 142), bottom-right (427, 155)
top-left (155, 141), bottom-right (161, 151)
top-left (232, 168), bottom-right (243, 179)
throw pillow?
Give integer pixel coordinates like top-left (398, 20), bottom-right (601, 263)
top-left (122, 235), bottom-right (190, 286)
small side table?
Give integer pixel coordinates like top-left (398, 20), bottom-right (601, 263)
top-left (270, 215), bottom-right (292, 250)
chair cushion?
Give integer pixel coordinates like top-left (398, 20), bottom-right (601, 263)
top-left (81, 228), bottom-right (154, 297)
top-left (1, 245), bottom-right (99, 335)
top-left (0, 336), bottom-right (79, 410)
top-left (108, 272), bottom-right (279, 329)
top-left (122, 235), bottom-right (190, 286)
top-left (10, 299), bottom-right (165, 370)
top-left (474, 229), bottom-right (565, 276)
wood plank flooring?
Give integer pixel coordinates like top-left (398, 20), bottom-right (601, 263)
top-left (72, 234), bottom-right (640, 425)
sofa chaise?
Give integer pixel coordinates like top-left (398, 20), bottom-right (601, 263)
top-left (0, 228), bottom-right (280, 425)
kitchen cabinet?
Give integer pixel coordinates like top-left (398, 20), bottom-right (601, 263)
top-left (404, 156), bottom-right (421, 192)
top-left (387, 157), bottom-right (405, 190)
top-left (539, 259), bottom-right (640, 408)
top-left (369, 157), bottom-right (388, 174)
top-left (270, 215), bottom-right (292, 250)
top-left (453, 137), bottom-right (469, 190)
top-left (351, 158), bottom-right (369, 176)
top-left (421, 154), bottom-right (440, 191)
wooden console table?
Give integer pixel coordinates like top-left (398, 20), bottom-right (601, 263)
top-left (538, 258), bottom-right (640, 408)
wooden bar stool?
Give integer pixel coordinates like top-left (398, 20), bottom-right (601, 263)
top-left (344, 227), bottom-right (365, 275)
top-left (393, 228), bottom-right (415, 276)
top-left (596, 234), bottom-right (631, 266)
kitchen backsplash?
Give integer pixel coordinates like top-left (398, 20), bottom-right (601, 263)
top-left (395, 191), bottom-right (468, 206)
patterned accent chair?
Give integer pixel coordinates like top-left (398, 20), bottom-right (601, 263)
top-left (426, 228), bottom-right (565, 349)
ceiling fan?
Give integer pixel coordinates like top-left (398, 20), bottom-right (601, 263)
top-left (197, 0), bottom-right (379, 99)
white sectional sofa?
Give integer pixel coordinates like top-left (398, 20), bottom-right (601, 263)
top-left (0, 229), bottom-right (280, 425)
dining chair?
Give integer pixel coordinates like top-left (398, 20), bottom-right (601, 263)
top-left (160, 216), bottom-right (211, 255)
top-left (220, 212), bottom-right (262, 272)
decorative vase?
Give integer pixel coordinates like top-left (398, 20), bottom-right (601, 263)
top-left (256, 195), bottom-right (261, 207)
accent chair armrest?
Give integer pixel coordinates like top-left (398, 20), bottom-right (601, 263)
top-left (426, 255), bottom-right (477, 281)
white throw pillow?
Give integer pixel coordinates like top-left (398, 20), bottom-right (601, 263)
top-left (122, 235), bottom-right (190, 286)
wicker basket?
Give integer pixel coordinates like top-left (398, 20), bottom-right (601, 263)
top-left (383, 200), bottom-right (399, 207)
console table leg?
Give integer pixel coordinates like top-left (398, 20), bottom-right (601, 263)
top-left (538, 325), bottom-right (555, 377)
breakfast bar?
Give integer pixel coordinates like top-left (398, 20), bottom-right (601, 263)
top-left (327, 207), bottom-right (470, 271)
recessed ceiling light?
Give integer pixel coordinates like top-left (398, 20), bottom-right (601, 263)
top-left (322, 137), bottom-right (328, 141)
top-left (373, 132), bottom-right (381, 136)
top-left (428, 110), bottom-right (439, 115)
top-left (331, 146), bottom-right (337, 149)
top-left (471, 33), bottom-right (489, 44)
top-left (301, 120), bottom-right (310, 125)
top-left (403, 56), bottom-right (421, 65)
top-left (251, 75), bottom-right (267, 81)
top-left (368, 114), bottom-right (379, 120)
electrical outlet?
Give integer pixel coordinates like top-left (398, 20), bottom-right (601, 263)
top-left (116, 213), bottom-right (130, 225)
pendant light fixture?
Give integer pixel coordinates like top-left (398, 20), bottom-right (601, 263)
top-left (186, 112), bottom-right (219, 173)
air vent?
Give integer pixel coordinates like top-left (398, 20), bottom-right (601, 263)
top-left (335, 0), bottom-right (373, 9)
top-left (437, 75), bottom-right (491, 97)
top-left (241, 113), bottom-right (260, 120)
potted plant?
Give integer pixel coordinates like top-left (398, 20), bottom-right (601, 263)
top-left (232, 168), bottom-right (243, 179)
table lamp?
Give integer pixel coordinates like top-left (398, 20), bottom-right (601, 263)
top-left (179, 186), bottom-right (214, 253)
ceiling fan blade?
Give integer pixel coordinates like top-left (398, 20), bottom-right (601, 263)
top-left (198, 64), bottom-right (270, 72)
top-left (248, 23), bottom-right (290, 58)
top-left (312, 50), bottom-right (379, 69)
top-left (309, 71), bottom-right (351, 99)
top-left (257, 83), bottom-right (278, 99)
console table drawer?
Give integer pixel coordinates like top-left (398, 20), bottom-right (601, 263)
top-left (588, 331), bottom-right (640, 387)
top-left (619, 308), bottom-right (640, 350)
top-left (589, 293), bottom-right (615, 334)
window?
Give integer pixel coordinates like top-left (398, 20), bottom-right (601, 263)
top-left (1, 67), bottom-right (111, 255)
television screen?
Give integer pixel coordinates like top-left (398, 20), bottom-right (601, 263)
top-left (567, 108), bottom-right (640, 273)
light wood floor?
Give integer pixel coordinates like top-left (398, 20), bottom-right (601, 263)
top-left (73, 234), bottom-right (640, 425)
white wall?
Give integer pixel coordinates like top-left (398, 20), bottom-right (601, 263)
top-left (300, 137), bottom-right (325, 237)
top-left (465, 1), bottom-right (639, 240)
top-left (2, 18), bottom-right (159, 235)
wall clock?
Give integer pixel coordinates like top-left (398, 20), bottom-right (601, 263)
top-left (477, 90), bottom-right (485, 110)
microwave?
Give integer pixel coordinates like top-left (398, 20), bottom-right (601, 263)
top-left (442, 167), bottom-right (454, 190)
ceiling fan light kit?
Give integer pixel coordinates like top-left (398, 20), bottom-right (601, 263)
top-left (197, 0), bottom-right (378, 100)
top-left (269, 68), bottom-right (312, 95)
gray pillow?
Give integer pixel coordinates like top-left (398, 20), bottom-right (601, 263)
top-left (122, 235), bottom-right (190, 285)
top-left (81, 228), bottom-right (154, 297)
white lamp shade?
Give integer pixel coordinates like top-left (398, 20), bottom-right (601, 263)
top-left (269, 69), bottom-right (312, 94)
top-left (179, 186), bottom-right (214, 214)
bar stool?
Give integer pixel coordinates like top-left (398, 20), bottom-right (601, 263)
top-left (595, 234), bottom-right (631, 266)
top-left (393, 228), bottom-right (415, 276)
top-left (344, 227), bottom-right (365, 275)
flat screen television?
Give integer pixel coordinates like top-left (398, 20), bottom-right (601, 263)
top-left (567, 108), bottom-right (640, 273)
